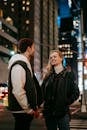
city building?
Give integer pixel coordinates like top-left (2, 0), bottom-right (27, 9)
top-left (0, 8), bottom-right (18, 83)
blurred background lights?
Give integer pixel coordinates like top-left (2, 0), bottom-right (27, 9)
top-left (10, 51), bottom-right (15, 56)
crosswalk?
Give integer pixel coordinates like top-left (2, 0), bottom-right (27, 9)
top-left (70, 119), bottom-right (87, 130)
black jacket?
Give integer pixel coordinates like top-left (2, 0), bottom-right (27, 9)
top-left (41, 68), bottom-right (80, 118)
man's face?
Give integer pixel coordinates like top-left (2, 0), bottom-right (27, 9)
top-left (27, 43), bottom-right (35, 58)
top-left (49, 52), bottom-right (62, 66)
top-left (30, 43), bottom-right (35, 56)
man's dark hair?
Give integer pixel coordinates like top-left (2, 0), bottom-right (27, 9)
top-left (18, 38), bottom-right (34, 53)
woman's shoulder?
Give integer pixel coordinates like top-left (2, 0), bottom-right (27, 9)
top-left (64, 67), bottom-right (75, 79)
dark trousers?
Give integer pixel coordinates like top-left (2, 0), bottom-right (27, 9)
top-left (44, 114), bottom-right (70, 130)
top-left (13, 113), bottom-right (33, 130)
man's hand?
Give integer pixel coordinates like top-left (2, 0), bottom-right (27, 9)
top-left (25, 108), bottom-right (35, 115)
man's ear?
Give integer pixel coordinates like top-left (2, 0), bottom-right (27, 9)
top-left (27, 46), bottom-right (31, 52)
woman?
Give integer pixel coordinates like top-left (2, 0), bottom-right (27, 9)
top-left (41, 49), bottom-right (79, 130)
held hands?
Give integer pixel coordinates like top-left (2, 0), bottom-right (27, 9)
top-left (26, 107), bottom-right (43, 119)
top-left (34, 108), bottom-right (43, 119)
top-left (26, 109), bottom-right (35, 115)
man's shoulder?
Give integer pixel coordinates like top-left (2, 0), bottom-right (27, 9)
top-left (11, 60), bottom-right (28, 71)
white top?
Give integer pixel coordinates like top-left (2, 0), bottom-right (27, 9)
top-left (54, 63), bottom-right (64, 74)
top-left (8, 54), bottom-right (33, 112)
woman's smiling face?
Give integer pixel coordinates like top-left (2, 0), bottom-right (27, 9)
top-left (49, 52), bottom-right (63, 66)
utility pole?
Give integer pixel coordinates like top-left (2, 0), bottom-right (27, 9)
top-left (80, 9), bottom-right (87, 112)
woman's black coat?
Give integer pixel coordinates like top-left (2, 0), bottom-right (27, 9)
top-left (41, 69), bottom-right (80, 118)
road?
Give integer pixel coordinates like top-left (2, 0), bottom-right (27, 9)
top-left (0, 107), bottom-right (46, 130)
top-left (70, 119), bottom-right (87, 130)
top-left (0, 108), bottom-right (87, 130)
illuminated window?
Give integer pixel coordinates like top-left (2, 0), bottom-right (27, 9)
top-left (26, 7), bottom-right (29, 11)
top-left (22, 6), bottom-right (25, 11)
top-left (26, 1), bottom-right (30, 5)
top-left (5, 17), bottom-right (13, 25)
top-left (4, 2), bottom-right (7, 5)
top-left (68, 0), bottom-right (72, 8)
top-left (0, 21), bottom-right (2, 29)
top-left (3, 0), bottom-right (7, 5)
top-left (22, 0), bottom-right (26, 4)
top-left (26, 26), bottom-right (29, 31)
top-left (25, 20), bottom-right (30, 24)
top-left (11, 3), bottom-right (14, 7)
top-left (11, 8), bottom-right (15, 12)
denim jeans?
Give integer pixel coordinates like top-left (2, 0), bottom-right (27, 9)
top-left (44, 114), bottom-right (70, 130)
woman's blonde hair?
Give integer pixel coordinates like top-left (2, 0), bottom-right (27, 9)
top-left (49, 49), bottom-right (63, 59)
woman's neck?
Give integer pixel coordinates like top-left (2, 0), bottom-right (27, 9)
top-left (54, 64), bottom-right (63, 74)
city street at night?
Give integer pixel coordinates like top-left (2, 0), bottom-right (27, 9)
top-left (0, 0), bottom-right (87, 130)
top-left (0, 107), bottom-right (87, 130)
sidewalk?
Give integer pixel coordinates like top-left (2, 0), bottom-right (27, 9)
top-left (71, 103), bottom-right (87, 119)
top-left (71, 111), bottom-right (87, 119)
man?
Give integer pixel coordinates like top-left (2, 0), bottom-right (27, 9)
top-left (41, 49), bottom-right (80, 130)
top-left (8, 38), bottom-right (42, 130)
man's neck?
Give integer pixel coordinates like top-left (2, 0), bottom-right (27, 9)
top-left (23, 52), bottom-right (30, 61)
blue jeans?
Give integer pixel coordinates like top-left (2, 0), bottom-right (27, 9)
top-left (44, 114), bottom-right (70, 130)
